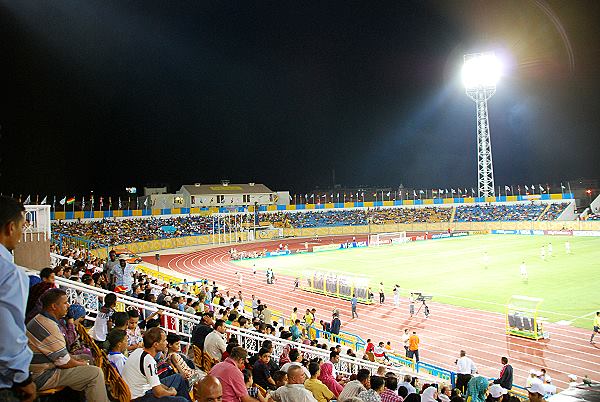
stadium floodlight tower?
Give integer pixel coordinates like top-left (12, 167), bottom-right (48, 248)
top-left (462, 52), bottom-right (501, 197)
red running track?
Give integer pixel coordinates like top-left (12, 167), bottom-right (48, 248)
top-left (143, 235), bottom-right (600, 389)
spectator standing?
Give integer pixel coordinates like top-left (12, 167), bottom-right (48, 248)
top-left (304, 362), bottom-right (335, 402)
top-left (122, 327), bottom-right (190, 402)
top-left (204, 319), bottom-right (228, 361)
top-left (27, 288), bottom-right (109, 401)
top-left (493, 357), bottom-right (513, 390)
top-left (0, 196), bottom-right (35, 402)
top-left (104, 250), bottom-right (120, 283)
top-left (330, 313), bottom-right (341, 336)
top-left (270, 365), bottom-right (317, 402)
top-left (92, 292), bottom-right (117, 345)
top-left (408, 331), bottom-right (420, 362)
top-left (338, 369), bottom-right (370, 402)
top-left (290, 320), bottom-right (302, 341)
top-left (401, 329), bottom-right (410, 357)
top-left (393, 285), bottom-right (400, 307)
top-left (455, 350), bottom-right (477, 393)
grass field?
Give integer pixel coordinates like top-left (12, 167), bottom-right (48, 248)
top-left (232, 235), bottom-right (600, 328)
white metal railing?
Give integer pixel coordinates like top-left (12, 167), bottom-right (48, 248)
top-left (44, 275), bottom-right (440, 384)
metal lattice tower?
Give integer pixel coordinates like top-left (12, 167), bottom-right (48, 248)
top-left (463, 52), bottom-right (498, 198)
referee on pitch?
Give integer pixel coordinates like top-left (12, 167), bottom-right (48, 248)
top-left (455, 350), bottom-right (477, 393)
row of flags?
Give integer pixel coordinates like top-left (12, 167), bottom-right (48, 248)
top-left (292, 183), bottom-right (571, 203)
top-left (12, 195), bottom-right (149, 211)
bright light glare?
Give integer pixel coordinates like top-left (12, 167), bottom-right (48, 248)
top-left (462, 53), bottom-right (502, 89)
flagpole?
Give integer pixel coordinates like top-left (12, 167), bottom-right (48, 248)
top-left (567, 181), bottom-right (572, 196)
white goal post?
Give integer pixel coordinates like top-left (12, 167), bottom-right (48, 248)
top-left (369, 232), bottom-right (407, 246)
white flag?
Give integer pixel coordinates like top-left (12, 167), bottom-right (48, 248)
top-left (539, 184), bottom-right (545, 192)
top-left (23, 195), bottom-right (31, 205)
top-left (525, 185), bottom-right (529, 191)
top-left (118, 197), bottom-right (122, 209)
top-left (419, 190), bottom-right (424, 194)
top-left (59, 196), bottom-right (67, 205)
top-left (561, 183), bottom-right (566, 189)
top-left (505, 186), bottom-right (511, 192)
top-left (40, 196), bottom-right (47, 205)
top-left (451, 189), bottom-right (456, 194)
top-left (144, 198), bottom-right (148, 207)
top-left (81, 197), bottom-right (85, 209)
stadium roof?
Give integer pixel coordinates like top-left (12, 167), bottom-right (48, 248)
top-left (180, 183), bottom-right (273, 195)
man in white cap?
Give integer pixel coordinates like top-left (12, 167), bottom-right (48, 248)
top-left (488, 384), bottom-right (507, 402)
top-left (567, 374), bottom-right (578, 388)
top-left (526, 369), bottom-right (543, 388)
top-left (527, 382), bottom-right (547, 402)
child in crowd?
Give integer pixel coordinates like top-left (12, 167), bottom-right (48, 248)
top-left (244, 369), bottom-right (260, 398)
top-left (126, 309), bottom-right (143, 351)
top-left (93, 292), bottom-right (117, 346)
top-left (107, 329), bottom-right (128, 375)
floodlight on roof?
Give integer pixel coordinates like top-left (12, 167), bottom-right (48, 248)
top-left (462, 52), bottom-right (502, 89)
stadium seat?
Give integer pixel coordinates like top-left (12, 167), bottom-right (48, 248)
top-left (507, 314), bottom-right (516, 328)
top-left (513, 315), bottom-right (524, 330)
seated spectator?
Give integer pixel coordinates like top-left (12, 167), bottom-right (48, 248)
top-left (253, 348), bottom-right (276, 391)
top-left (58, 303), bottom-right (92, 361)
top-left (122, 327), bottom-right (191, 401)
top-left (304, 362), bottom-right (335, 402)
top-left (191, 312), bottom-right (215, 350)
top-left (272, 371), bottom-right (288, 389)
top-left (204, 319), bottom-right (227, 361)
top-left (358, 375), bottom-right (385, 402)
top-left (166, 333), bottom-right (204, 387)
top-left (338, 368), bottom-right (370, 402)
top-left (381, 375), bottom-right (403, 402)
top-left (317, 359), bottom-right (343, 398)
top-left (126, 308), bottom-right (144, 351)
top-left (466, 376), bottom-right (489, 402)
top-left (398, 375), bottom-right (416, 395)
top-left (107, 329), bottom-right (128, 375)
top-left (280, 349), bottom-right (310, 379)
top-left (25, 267), bottom-right (56, 323)
top-left (421, 387), bottom-right (439, 402)
top-left (210, 346), bottom-right (263, 402)
top-left (270, 365), bottom-right (317, 402)
top-left (243, 369), bottom-right (266, 400)
top-left (26, 288), bottom-right (109, 401)
top-left (439, 385), bottom-right (452, 402)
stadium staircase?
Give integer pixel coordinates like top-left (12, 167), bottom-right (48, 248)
top-left (537, 203), bottom-right (551, 220)
top-left (449, 206), bottom-right (456, 222)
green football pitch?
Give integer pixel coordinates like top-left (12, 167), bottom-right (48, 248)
top-left (232, 235), bottom-right (600, 329)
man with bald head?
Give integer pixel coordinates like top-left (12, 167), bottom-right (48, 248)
top-left (196, 376), bottom-right (223, 402)
top-left (270, 365), bottom-right (317, 402)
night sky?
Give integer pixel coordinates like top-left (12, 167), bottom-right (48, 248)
top-left (1, 0), bottom-right (599, 196)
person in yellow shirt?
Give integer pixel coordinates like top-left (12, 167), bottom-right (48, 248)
top-left (590, 312), bottom-right (600, 344)
top-left (408, 331), bottom-right (420, 362)
top-left (304, 362), bottom-right (335, 402)
top-left (290, 307), bottom-right (298, 324)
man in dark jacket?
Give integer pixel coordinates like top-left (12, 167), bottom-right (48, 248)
top-left (191, 312), bottom-right (214, 349)
top-left (493, 356), bottom-right (513, 390)
top-left (330, 313), bottom-right (341, 335)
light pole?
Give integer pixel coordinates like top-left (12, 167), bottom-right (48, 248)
top-left (462, 52), bottom-right (502, 197)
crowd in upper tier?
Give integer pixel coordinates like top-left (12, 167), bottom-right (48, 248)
top-left (52, 203), bottom-right (570, 246)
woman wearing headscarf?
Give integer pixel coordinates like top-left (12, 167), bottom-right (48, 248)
top-left (318, 360), bottom-right (343, 398)
top-left (466, 376), bottom-right (489, 402)
top-left (421, 386), bottom-right (439, 402)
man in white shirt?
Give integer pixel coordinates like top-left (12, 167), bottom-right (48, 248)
top-left (280, 349), bottom-right (310, 379)
top-left (271, 366), bottom-right (316, 402)
top-left (122, 327), bottom-right (190, 401)
top-left (401, 329), bottom-right (410, 357)
top-left (204, 319), bottom-right (227, 361)
top-left (455, 350), bottom-right (477, 393)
